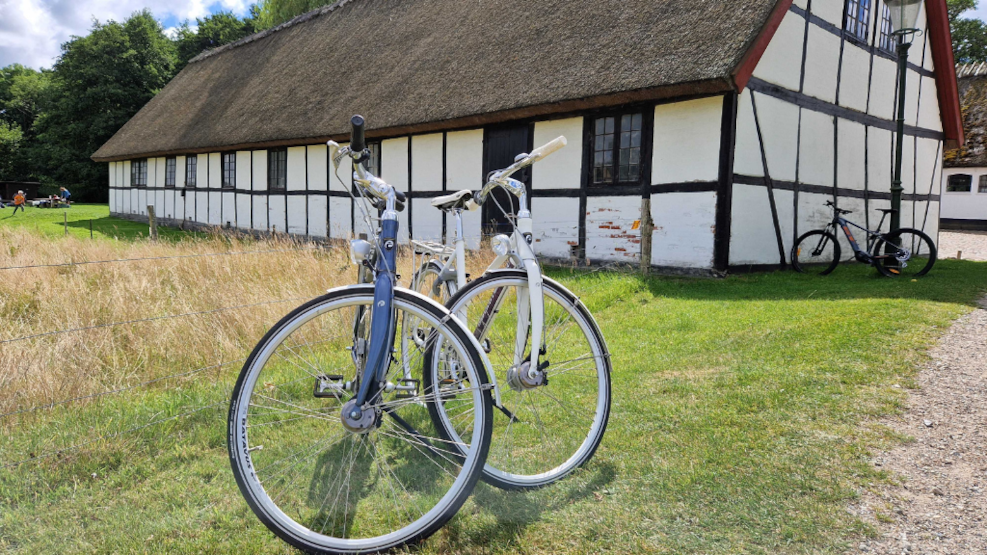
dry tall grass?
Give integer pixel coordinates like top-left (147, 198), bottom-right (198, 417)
top-left (0, 227), bottom-right (492, 421)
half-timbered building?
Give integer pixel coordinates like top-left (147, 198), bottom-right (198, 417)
top-left (93, 0), bottom-right (962, 273)
top-left (941, 63), bottom-right (987, 230)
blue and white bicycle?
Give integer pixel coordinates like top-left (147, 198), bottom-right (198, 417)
top-left (228, 116), bottom-right (494, 554)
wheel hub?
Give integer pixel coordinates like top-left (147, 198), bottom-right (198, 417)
top-left (507, 360), bottom-right (546, 392)
top-left (340, 399), bottom-right (379, 434)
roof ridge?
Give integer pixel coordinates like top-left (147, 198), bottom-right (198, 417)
top-left (188, 0), bottom-right (358, 64)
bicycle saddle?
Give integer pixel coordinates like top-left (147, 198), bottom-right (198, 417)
top-left (431, 189), bottom-right (478, 211)
top-left (877, 208), bottom-right (898, 214)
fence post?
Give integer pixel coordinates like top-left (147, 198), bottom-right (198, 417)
top-left (89, 219), bottom-right (93, 239)
top-left (63, 212), bottom-right (68, 237)
top-left (639, 197), bottom-right (653, 276)
top-left (147, 205), bottom-right (158, 242)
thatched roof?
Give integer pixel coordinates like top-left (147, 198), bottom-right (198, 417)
top-left (944, 63), bottom-right (987, 168)
top-left (93, 0), bottom-right (788, 162)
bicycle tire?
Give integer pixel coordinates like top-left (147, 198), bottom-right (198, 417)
top-left (425, 270), bottom-right (611, 490)
top-left (791, 230), bottom-right (841, 275)
top-left (871, 228), bottom-right (937, 278)
top-left (228, 285), bottom-right (493, 554)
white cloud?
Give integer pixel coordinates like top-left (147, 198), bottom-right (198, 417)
top-left (0, 0), bottom-right (252, 69)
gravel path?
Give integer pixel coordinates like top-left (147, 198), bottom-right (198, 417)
top-left (939, 231), bottom-right (987, 261)
top-left (851, 298), bottom-right (987, 554)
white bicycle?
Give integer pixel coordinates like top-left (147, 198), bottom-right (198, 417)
top-left (411, 136), bottom-right (613, 490)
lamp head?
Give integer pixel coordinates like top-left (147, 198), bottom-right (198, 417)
top-left (886, 0), bottom-right (922, 41)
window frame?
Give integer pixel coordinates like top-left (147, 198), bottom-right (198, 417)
top-left (946, 174), bottom-right (973, 193)
top-left (165, 156), bottom-right (177, 188)
top-left (877, 3), bottom-right (897, 54)
top-left (221, 152), bottom-right (236, 190)
top-left (978, 175), bottom-right (987, 194)
top-left (584, 108), bottom-right (653, 190)
top-left (131, 158), bottom-right (148, 188)
top-left (268, 148), bottom-right (288, 191)
top-left (185, 156), bottom-right (197, 188)
top-left (363, 142), bottom-right (381, 177)
top-left (843, 0), bottom-right (872, 44)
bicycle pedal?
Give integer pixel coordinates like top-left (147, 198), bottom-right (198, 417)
top-left (314, 374), bottom-right (346, 398)
top-left (394, 378), bottom-right (420, 399)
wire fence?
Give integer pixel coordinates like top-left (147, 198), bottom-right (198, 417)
top-left (0, 245), bottom-right (320, 272)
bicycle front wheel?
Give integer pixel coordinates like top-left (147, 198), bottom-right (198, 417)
top-left (427, 270), bottom-right (611, 490)
top-left (792, 230), bottom-right (841, 275)
top-left (228, 286), bottom-right (492, 554)
top-left (870, 228), bottom-right (937, 278)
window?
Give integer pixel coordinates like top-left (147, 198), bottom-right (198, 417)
top-left (879, 4), bottom-right (896, 53)
top-left (363, 142), bottom-right (381, 176)
top-left (979, 175), bottom-right (987, 193)
top-left (165, 156), bottom-right (176, 187)
top-left (222, 152), bottom-right (236, 189)
top-left (131, 159), bottom-right (147, 187)
top-left (844, 0), bottom-right (871, 43)
top-left (186, 156), bottom-right (197, 187)
top-left (591, 112), bottom-right (644, 186)
top-left (947, 174), bottom-right (972, 192)
top-left (268, 149), bottom-right (287, 191)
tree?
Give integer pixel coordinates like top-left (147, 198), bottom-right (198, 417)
top-left (254, 0), bottom-right (334, 30)
top-left (32, 10), bottom-right (176, 201)
top-left (175, 11), bottom-right (258, 69)
top-left (949, 0), bottom-right (987, 63)
top-left (0, 121), bottom-right (24, 180)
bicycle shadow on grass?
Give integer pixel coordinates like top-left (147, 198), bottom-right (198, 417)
top-left (437, 461), bottom-right (617, 551)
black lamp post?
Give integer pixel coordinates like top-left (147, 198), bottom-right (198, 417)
top-left (886, 0), bottom-right (923, 236)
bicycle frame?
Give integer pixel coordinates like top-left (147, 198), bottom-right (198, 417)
top-left (823, 209), bottom-right (892, 264)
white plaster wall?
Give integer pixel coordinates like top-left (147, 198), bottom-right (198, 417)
top-left (308, 196), bottom-right (328, 238)
top-left (901, 135), bottom-right (916, 195)
top-left (837, 119), bottom-right (866, 190)
top-left (108, 163), bottom-right (116, 212)
top-left (253, 151), bottom-right (268, 231)
top-left (236, 151), bottom-right (252, 230)
top-left (811, 0), bottom-right (844, 26)
top-left (839, 44), bottom-right (870, 113)
top-left (329, 197), bottom-right (352, 239)
top-left (531, 197), bottom-right (579, 259)
top-left (287, 197), bottom-right (307, 235)
top-left (381, 137), bottom-right (411, 242)
top-left (650, 191), bottom-right (716, 268)
top-left (268, 196), bottom-right (287, 233)
top-left (137, 189), bottom-right (147, 216)
top-left (411, 134), bottom-right (444, 241)
top-left (915, 138), bottom-right (941, 198)
top-left (196, 191), bottom-right (209, 224)
top-left (735, 91), bottom-right (800, 180)
top-left (652, 97), bottom-right (722, 184)
top-left (730, 184), bottom-right (794, 265)
top-left (174, 188), bottom-right (186, 222)
top-left (176, 156), bottom-right (187, 188)
top-left (802, 24), bottom-right (841, 104)
top-left (445, 129), bottom-right (483, 248)
top-left (585, 196), bottom-right (642, 263)
top-left (221, 192), bottom-right (234, 227)
top-left (308, 145), bottom-right (328, 191)
top-left (153, 157), bottom-right (165, 189)
top-left (208, 153), bottom-right (220, 188)
top-left (867, 127), bottom-right (894, 195)
top-left (752, 11), bottom-right (805, 91)
top-left (286, 147), bottom-right (307, 234)
top-left (798, 109), bottom-right (835, 187)
top-left (164, 189), bottom-right (175, 219)
top-left (918, 76), bottom-right (943, 132)
top-left (925, 201), bottom-right (941, 239)
top-left (532, 118), bottom-right (583, 190)
top-left (868, 57), bottom-right (898, 121)
top-left (904, 71), bottom-right (921, 128)
top-left (941, 168), bottom-right (987, 221)
top-left (287, 147), bottom-right (306, 192)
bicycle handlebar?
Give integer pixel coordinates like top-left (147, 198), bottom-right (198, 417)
top-left (475, 136), bottom-right (567, 205)
top-left (350, 115), bottom-right (366, 153)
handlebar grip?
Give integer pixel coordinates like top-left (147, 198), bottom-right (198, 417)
top-left (529, 136), bottom-right (567, 161)
top-left (350, 115), bottom-right (366, 153)
top-left (394, 189), bottom-right (407, 203)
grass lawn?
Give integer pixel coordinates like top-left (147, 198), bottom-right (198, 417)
top-left (1, 233), bottom-right (986, 553)
top-left (0, 203), bottom-right (194, 240)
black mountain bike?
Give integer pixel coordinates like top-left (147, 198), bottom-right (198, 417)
top-left (792, 201), bottom-right (937, 277)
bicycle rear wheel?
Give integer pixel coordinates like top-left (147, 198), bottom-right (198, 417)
top-left (870, 228), bottom-right (937, 278)
top-left (228, 286), bottom-right (492, 554)
top-left (791, 230), bottom-right (841, 275)
top-left (426, 270), bottom-right (611, 490)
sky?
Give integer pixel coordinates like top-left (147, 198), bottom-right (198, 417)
top-left (0, 0), bottom-right (254, 69)
top-left (3, 1), bottom-right (987, 70)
